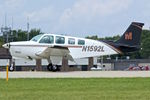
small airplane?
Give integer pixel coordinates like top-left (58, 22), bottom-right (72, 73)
top-left (3, 22), bottom-right (144, 71)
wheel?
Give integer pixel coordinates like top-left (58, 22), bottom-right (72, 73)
top-left (51, 65), bottom-right (58, 72)
top-left (9, 65), bottom-right (14, 71)
top-left (47, 63), bottom-right (52, 71)
top-left (47, 63), bottom-right (59, 72)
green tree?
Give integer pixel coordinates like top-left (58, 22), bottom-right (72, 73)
top-left (29, 29), bottom-right (43, 40)
top-left (0, 37), bottom-right (4, 47)
top-left (0, 28), bottom-right (44, 47)
top-left (128, 30), bottom-right (150, 59)
top-left (13, 29), bottom-right (27, 41)
top-left (86, 35), bottom-right (120, 41)
top-left (86, 35), bottom-right (99, 40)
top-left (13, 29), bottom-right (43, 41)
top-left (140, 30), bottom-right (150, 58)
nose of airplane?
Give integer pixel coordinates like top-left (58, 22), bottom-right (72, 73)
top-left (2, 43), bottom-right (10, 49)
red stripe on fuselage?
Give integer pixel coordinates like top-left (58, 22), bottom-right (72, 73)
top-left (11, 45), bottom-right (83, 48)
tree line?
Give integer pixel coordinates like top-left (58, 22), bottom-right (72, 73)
top-left (0, 28), bottom-right (43, 47)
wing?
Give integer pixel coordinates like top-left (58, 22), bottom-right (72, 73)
top-left (35, 45), bottom-right (74, 61)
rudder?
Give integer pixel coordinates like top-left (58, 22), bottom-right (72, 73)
top-left (116, 22), bottom-right (144, 47)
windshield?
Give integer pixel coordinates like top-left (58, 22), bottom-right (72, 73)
top-left (30, 34), bottom-right (43, 42)
top-left (39, 35), bottom-right (54, 44)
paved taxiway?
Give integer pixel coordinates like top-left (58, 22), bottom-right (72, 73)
top-left (0, 71), bottom-right (150, 78)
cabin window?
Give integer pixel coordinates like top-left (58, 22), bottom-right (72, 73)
top-left (55, 36), bottom-right (65, 44)
top-left (68, 38), bottom-right (75, 45)
top-left (78, 39), bottom-right (85, 45)
top-left (39, 35), bottom-right (54, 44)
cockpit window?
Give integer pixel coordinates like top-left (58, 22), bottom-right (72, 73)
top-left (55, 36), bottom-right (65, 44)
top-left (30, 34), bottom-right (43, 42)
top-left (39, 35), bottom-right (54, 44)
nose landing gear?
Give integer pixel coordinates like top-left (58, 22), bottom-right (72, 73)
top-left (9, 66), bottom-right (14, 71)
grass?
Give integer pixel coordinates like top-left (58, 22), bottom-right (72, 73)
top-left (0, 78), bottom-right (150, 100)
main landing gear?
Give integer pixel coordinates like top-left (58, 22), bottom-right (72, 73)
top-left (47, 63), bottom-right (60, 72)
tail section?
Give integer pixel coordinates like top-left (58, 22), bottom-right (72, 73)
top-left (114, 22), bottom-right (144, 53)
top-left (116, 22), bottom-right (144, 47)
top-left (104, 22), bottom-right (144, 54)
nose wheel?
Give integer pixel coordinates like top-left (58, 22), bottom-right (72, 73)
top-left (47, 63), bottom-right (59, 72)
top-left (9, 65), bottom-right (14, 71)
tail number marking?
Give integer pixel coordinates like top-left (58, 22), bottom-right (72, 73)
top-left (82, 46), bottom-right (104, 52)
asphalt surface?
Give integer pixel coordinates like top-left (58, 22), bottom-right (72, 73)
top-left (0, 71), bottom-right (150, 78)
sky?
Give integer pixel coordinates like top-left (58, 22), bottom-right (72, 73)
top-left (0, 0), bottom-right (150, 37)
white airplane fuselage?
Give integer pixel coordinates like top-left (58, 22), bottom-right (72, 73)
top-left (6, 34), bottom-right (118, 61)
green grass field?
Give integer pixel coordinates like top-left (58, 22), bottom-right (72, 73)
top-left (0, 78), bottom-right (150, 100)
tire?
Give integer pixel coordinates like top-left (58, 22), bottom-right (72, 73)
top-left (9, 66), bottom-right (14, 72)
top-left (47, 63), bottom-right (52, 71)
top-left (51, 65), bottom-right (58, 72)
top-left (47, 64), bottom-right (59, 72)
